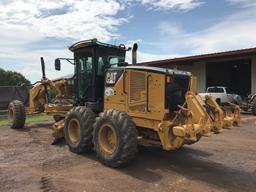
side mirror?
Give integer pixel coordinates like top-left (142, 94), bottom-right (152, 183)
top-left (55, 59), bottom-right (61, 71)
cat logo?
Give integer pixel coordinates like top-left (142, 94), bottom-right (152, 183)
top-left (106, 71), bottom-right (118, 85)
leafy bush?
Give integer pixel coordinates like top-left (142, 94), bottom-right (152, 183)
top-left (0, 68), bottom-right (31, 86)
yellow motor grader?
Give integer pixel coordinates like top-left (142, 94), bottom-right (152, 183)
top-left (8, 39), bottom-right (241, 167)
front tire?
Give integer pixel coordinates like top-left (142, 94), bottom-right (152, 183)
top-left (64, 106), bottom-right (95, 153)
top-left (8, 100), bottom-right (26, 129)
top-left (93, 109), bottom-right (138, 167)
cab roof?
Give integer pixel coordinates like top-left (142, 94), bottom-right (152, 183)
top-left (69, 38), bottom-right (126, 52)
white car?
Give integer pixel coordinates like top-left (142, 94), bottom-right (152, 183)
top-left (199, 86), bottom-right (242, 105)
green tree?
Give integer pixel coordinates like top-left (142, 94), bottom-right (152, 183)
top-left (0, 68), bottom-right (31, 86)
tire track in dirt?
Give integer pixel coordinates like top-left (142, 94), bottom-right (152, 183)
top-left (40, 176), bottom-right (56, 192)
top-left (25, 124), bottom-right (66, 192)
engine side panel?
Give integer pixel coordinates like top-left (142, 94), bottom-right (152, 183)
top-left (104, 68), bottom-right (167, 127)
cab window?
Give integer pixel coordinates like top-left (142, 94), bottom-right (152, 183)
top-left (109, 57), bottom-right (119, 65)
top-left (97, 57), bottom-right (105, 75)
top-left (77, 55), bottom-right (93, 98)
top-left (79, 57), bottom-right (92, 73)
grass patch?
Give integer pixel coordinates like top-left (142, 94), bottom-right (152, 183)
top-left (0, 113), bottom-right (53, 127)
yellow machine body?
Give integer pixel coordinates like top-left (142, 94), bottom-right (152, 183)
top-left (24, 67), bottom-right (241, 147)
top-left (104, 68), bottom-right (241, 151)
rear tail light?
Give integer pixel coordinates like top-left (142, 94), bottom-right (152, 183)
top-left (167, 75), bottom-right (173, 84)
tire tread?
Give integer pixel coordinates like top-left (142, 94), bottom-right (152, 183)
top-left (64, 106), bottom-right (95, 153)
top-left (8, 100), bottom-right (26, 129)
top-left (93, 109), bottom-right (137, 167)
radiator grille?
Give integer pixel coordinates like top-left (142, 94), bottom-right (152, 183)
top-left (130, 71), bottom-right (146, 102)
top-left (129, 71), bottom-right (146, 112)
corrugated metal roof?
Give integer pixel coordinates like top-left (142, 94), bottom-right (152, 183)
top-left (138, 47), bottom-right (256, 66)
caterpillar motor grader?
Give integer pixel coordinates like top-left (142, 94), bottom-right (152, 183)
top-left (8, 39), bottom-right (241, 167)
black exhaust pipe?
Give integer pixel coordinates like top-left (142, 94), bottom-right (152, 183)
top-left (40, 57), bottom-right (48, 103)
top-left (132, 43), bottom-right (138, 65)
top-left (41, 57), bottom-right (46, 79)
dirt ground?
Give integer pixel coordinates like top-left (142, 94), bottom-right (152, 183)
top-left (0, 115), bottom-right (256, 192)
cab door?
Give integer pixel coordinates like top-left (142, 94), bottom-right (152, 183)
top-left (76, 52), bottom-right (94, 101)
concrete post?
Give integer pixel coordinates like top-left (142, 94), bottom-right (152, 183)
top-left (193, 62), bottom-right (206, 93)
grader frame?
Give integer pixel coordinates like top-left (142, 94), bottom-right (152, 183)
top-left (24, 73), bottom-right (241, 149)
top-left (102, 68), bottom-right (241, 151)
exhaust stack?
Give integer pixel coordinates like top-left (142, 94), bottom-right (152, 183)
top-left (40, 57), bottom-right (48, 103)
top-left (41, 57), bottom-right (46, 80)
top-left (132, 43), bottom-right (138, 65)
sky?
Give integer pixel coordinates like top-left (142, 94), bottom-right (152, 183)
top-left (0, 0), bottom-right (256, 82)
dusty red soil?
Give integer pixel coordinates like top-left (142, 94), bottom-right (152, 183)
top-left (0, 115), bottom-right (256, 192)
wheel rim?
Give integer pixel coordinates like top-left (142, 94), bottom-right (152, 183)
top-left (98, 124), bottom-right (117, 155)
top-left (67, 118), bottom-right (81, 144)
top-left (8, 107), bottom-right (14, 125)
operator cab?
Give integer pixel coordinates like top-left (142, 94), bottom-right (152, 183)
top-left (55, 39), bottom-right (127, 113)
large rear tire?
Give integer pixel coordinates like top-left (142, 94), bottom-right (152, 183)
top-left (252, 98), bottom-right (256, 116)
top-left (8, 100), bottom-right (26, 129)
top-left (64, 106), bottom-right (95, 153)
top-left (93, 109), bottom-right (138, 167)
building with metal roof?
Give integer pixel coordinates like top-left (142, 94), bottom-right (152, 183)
top-left (140, 47), bottom-right (256, 97)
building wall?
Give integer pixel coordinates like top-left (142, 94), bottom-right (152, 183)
top-left (166, 56), bottom-right (256, 94)
top-left (167, 62), bottom-right (206, 93)
top-left (252, 56), bottom-right (256, 94)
